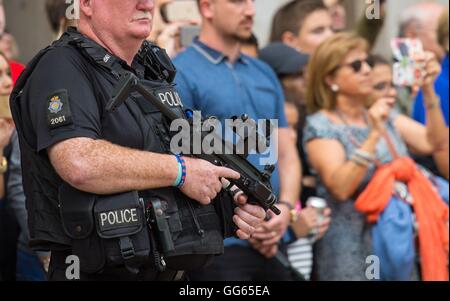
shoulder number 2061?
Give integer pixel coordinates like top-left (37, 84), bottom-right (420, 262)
top-left (51, 116), bottom-right (66, 125)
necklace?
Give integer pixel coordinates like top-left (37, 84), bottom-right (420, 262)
top-left (334, 109), bottom-right (369, 148)
top-left (334, 109), bottom-right (400, 163)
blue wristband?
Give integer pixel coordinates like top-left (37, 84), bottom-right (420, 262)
top-left (172, 158), bottom-right (183, 187)
top-left (173, 155), bottom-right (187, 188)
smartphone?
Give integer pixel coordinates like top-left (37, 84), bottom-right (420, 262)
top-left (161, 0), bottom-right (200, 23)
top-left (391, 38), bottom-right (425, 87)
top-left (180, 25), bottom-right (201, 48)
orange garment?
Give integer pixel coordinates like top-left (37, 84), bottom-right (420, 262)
top-left (355, 157), bottom-right (449, 281)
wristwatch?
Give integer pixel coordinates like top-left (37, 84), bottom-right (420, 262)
top-left (0, 156), bottom-right (8, 174)
top-left (278, 200), bottom-right (299, 223)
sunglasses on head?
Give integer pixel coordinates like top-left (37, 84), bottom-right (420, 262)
top-left (332, 57), bottom-right (374, 73)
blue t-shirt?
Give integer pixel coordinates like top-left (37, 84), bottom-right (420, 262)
top-left (412, 54), bottom-right (449, 125)
top-left (173, 38), bottom-right (288, 246)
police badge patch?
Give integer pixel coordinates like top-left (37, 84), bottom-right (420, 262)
top-left (46, 89), bottom-right (73, 130)
top-left (48, 95), bottom-right (63, 113)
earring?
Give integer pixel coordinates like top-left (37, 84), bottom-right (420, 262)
top-left (331, 84), bottom-right (339, 92)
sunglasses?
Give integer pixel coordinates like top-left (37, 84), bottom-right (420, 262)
top-left (332, 57), bottom-right (374, 74)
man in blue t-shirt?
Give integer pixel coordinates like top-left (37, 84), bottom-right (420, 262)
top-left (173, 0), bottom-right (301, 281)
top-left (413, 54), bottom-right (449, 126)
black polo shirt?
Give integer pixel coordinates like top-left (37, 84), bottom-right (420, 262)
top-left (13, 34), bottom-right (151, 249)
top-left (20, 42), bottom-right (144, 154)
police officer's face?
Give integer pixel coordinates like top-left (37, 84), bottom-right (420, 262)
top-left (90, 0), bottom-right (155, 40)
top-left (206, 0), bottom-right (255, 42)
top-left (0, 55), bottom-right (12, 96)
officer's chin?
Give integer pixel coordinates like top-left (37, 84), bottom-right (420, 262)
top-left (129, 23), bottom-right (152, 39)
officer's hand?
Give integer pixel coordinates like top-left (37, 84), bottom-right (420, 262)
top-left (249, 238), bottom-right (279, 258)
top-left (233, 202), bottom-right (266, 240)
top-left (221, 182), bottom-right (248, 205)
top-left (250, 208), bottom-right (290, 246)
top-left (180, 157), bottom-right (240, 205)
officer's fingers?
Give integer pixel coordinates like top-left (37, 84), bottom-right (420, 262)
top-left (248, 237), bottom-right (260, 246)
top-left (251, 225), bottom-right (271, 236)
top-left (261, 234), bottom-right (282, 246)
top-left (235, 229), bottom-right (250, 240)
top-left (215, 166), bottom-right (240, 180)
top-left (213, 180), bottom-right (222, 194)
top-left (258, 221), bottom-right (276, 233)
top-left (264, 216), bottom-right (284, 231)
top-left (250, 239), bottom-right (265, 250)
top-left (204, 183), bottom-right (218, 198)
top-left (234, 191), bottom-right (248, 206)
top-left (254, 224), bottom-right (267, 232)
top-left (234, 206), bottom-right (264, 228)
top-left (198, 196), bottom-right (211, 205)
top-left (221, 178), bottom-right (231, 190)
top-left (233, 215), bottom-right (255, 238)
top-left (238, 203), bottom-right (266, 221)
top-left (250, 231), bottom-right (277, 241)
top-left (267, 209), bottom-right (277, 219)
top-left (323, 208), bottom-right (332, 217)
top-left (237, 194), bottom-right (248, 205)
top-left (197, 186), bottom-right (212, 205)
top-left (208, 189), bottom-right (218, 201)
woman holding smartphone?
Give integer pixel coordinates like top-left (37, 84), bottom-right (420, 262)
top-left (303, 33), bottom-right (448, 281)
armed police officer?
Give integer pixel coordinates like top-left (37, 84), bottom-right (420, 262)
top-left (10, 0), bottom-right (265, 281)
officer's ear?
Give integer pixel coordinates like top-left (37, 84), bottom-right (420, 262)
top-left (80, 0), bottom-right (93, 18)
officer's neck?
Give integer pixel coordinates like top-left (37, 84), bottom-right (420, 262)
top-left (79, 24), bottom-right (141, 66)
top-left (198, 27), bottom-right (241, 64)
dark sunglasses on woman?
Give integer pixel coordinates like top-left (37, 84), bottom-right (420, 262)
top-left (333, 57), bottom-right (375, 73)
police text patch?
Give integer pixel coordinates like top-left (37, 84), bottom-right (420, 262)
top-left (97, 208), bottom-right (141, 232)
top-left (46, 89), bottom-right (73, 129)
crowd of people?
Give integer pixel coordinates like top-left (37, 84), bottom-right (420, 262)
top-left (0, 0), bottom-right (448, 281)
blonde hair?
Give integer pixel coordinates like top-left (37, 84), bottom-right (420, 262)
top-left (305, 32), bottom-right (368, 114)
top-left (437, 9), bottom-right (449, 52)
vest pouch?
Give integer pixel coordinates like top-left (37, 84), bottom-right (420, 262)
top-left (59, 183), bottom-right (105, 274)
top-left (94, 191), bottom-right (152, 272)
top-left (144, 189), bottom-right (183, 242)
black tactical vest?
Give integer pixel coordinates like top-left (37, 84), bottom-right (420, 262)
top-left (10, 28), bottom-right (235, 273)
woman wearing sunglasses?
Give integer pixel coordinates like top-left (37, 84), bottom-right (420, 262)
top-left (303, 32), bottom-right (448, 281)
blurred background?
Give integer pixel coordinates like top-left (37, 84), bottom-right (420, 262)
top-left (4, 0), bottom-right (449, 63)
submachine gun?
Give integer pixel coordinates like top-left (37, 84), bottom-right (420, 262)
top-left (106, 72), bottom-right (281, 215)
